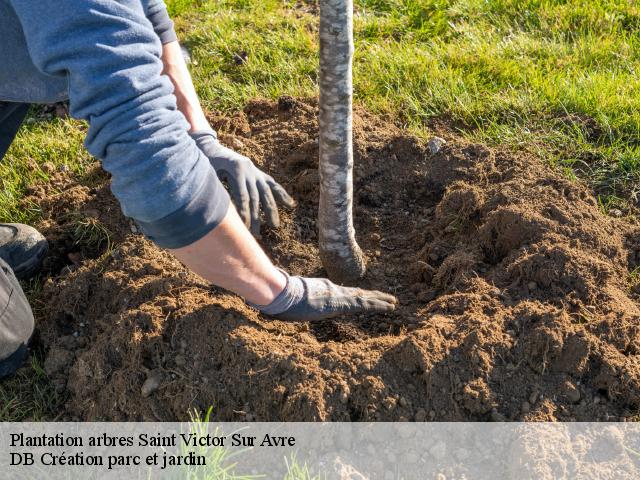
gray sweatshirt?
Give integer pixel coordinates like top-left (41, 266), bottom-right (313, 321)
top-left (0, 0), bottom-right (230, 248)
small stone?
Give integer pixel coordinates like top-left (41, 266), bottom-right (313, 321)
top-left (399, 396), bottom-right (408, 408)
top-left (174, 355), bottom-right (186, 367)
top-left (429, 410), bottom-right (436, 420)
top-left (414, 408), bottom-right (427, 422)
top-left (610, 209), bottom-right (623, 218)
top-left (371, 233), bottom-right (381, 242)
top-left (521, 401), bottom-right (531, 414)
top-left (130, 224), bottom-right (138, 233)
top-left (527, 281), bottom-right (538, 290)
top-left (593, 395), bottom-right (601, 405)
top-left (141, 372), bottom-right (163, 397)
top-left (59, 164), bottom-right (69, 173)
top-left (561, 380), bottom-right (581, 403)
top-left (427, 137), bottom-right (447, 155)
top-left (529, 390), bottom-right (539, 405)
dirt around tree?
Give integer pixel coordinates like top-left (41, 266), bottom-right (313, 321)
top-left (28, 98), bottom-right (640, 421)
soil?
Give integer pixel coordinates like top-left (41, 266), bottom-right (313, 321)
top-left (26, 97), bottom-right (640, 421)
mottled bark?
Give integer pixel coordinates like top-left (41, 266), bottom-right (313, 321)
top-left (318, 0), bottom-right (366, 283)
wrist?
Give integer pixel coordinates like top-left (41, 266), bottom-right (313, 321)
top-left (187, 114), bottom-right (213, 133)
top-left (245, 267), bottom-right (288, 306)
top-left (248, 270), bottom-right (304, 316)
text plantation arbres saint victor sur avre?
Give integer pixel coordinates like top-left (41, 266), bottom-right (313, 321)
top-left (10, 431), bottom-right (296, 470)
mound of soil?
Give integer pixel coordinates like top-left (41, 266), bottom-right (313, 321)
top-left (32, 98), bottom-right (640, 421)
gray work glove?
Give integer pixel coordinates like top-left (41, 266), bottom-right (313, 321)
top-left (251, 271), bottom-right (398, 321)
top-left (191, 130), bottom-right (295, 235)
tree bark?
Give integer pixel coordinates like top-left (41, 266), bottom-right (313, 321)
top-left (318, 0), bottom-right (366, 284)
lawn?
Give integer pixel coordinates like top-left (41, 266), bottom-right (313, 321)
top-left (1, 0), bottom-right (640, 419)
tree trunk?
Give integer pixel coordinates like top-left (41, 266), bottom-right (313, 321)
top-left (318, 0), bottom-right (366, 284)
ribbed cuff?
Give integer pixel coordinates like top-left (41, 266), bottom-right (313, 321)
top-left (248, 270), bottom-right (305, 316)
top-left (190, 129), bottom-right (218, 143)
top-left (136, 166), bottom-right (231, 249)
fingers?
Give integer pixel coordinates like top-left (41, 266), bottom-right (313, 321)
top-left (363, 290), bottom-right (399, 305)
top-left (267, 177), bottom-right (296, 208)
top-left (354, 289), bottom-right (398, 313)
top-left (229, 177), bottom-right (251, 228)
top-left (257, 180), bottom-right (280, 228)
top-left (361, 297), bottom-right (397, 313)
top-left (247, 180), bottom-right (261, 236)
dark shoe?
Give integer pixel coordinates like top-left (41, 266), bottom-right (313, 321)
top-left (0, 342), bottom-right (28, 379)
top-left (0, 223), bottom-right (48, 280)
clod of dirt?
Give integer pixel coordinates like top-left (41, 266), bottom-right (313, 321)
top-left (141, 371), bottom-right (163, 398)
top-left (561, 380), bottom-right (581, 404)
top-left (44, 347), bottom-right (73, 376)
top-left (34, 98), bottom-right (640, 422)
top-left (434, 181), bottom-right (485, 231)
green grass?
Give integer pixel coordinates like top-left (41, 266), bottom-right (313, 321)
top-left (0, 116), bottom-right (90, 224)
top-left (0, 355), bottom-right (60, 421)
top-left (2, 0), bottom-right (640, 419)
top-left (176, 0), bottom-right (640, 203)
top-left (4, 0), bottom-right (640, 221)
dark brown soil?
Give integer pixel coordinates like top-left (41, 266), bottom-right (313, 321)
top-left (29, 98), bottom-right (640, 421)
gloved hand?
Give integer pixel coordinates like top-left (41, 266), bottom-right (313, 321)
top-left (251, 271), bottom-right (398, 321)
top-left (191, 130), bottom-right (295, 235)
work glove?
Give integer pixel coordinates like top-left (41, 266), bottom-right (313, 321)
top-left (251, 271), bottom-right (398, 321)
top-left (191, 130), bottom-right (295, 235)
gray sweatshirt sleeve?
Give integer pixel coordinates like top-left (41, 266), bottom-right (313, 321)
top-left (144, 0), bottom-right (178, 44)
top-left (9, 0), bottom-right (230, 249)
